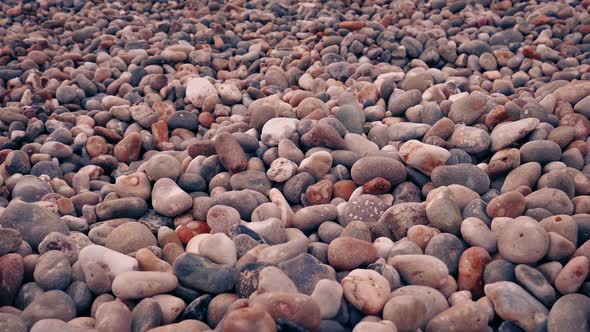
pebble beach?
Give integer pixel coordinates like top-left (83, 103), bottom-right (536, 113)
top-left (1, 0), bottom-right (590, 331)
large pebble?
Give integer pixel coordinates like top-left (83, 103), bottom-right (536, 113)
top-left (1, 201), bottom-right (69, 249)
top-left (173, 253), bottom-right (238, 294)
top-left (341, 269), bottom-right (392, 315)
top-left (485, 281), bottom-right (548, 332)
top-left (152, 179), bottom-right (193, 217)
top-left (399, 140), bottom-right (450, 175)
top-left (112, 271), bottom-right (177, 299)
top-left (389, 254), bottom-right (449, 288)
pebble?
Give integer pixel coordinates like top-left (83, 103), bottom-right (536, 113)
top-left (21, 290), bottom-right (76, 328)
top-left (33, 250), bottom-right (72, 291)
top-left (95, 300), bottom-right (132, 332)
top-left (152, 178), bottom-right (193, 217)
top-left (548, 294), bottom-right (590, 332)
top-left (0, 254), bottom-right (24, 306)
top-left (391, 286), bottom-right (449, 323)
top-left (382, 295), bottom-right (427, 332)
top-left (131, 298), bottom-right (163, 332)
top-left (173, 253), bottom-right (238, 294)
top-left (457, 247), bottom-right (492, 298)
top-left (431, 164), bottom-right (490, 194)
top-left (222, 307), bottom-right (277, 332)
top-left (425, 187), bottom-right (462, 234)
top-left (514, 264), bottom-right (556, 307)
top-left (485, 282), bottom-right (549, 332)
top-left (0, 228), bottom-right (22, 256)
top-left (341, 269), bottom-right (392, 315)
top-left (351, 157), bottom-right (407, 186)
top-left (1, 201), bottom-right (69, 249)
top-left (250, 292), bottom-right (321, 331)
top-left (496, 217), bottom-right (549, 264)
top-left (490, 118), bottom-right (540, 152)
top-left (78, 245), bottom-right (139, 279)
top-left (328, 237), bottom-right (378, 271)
top-left (554, 256), bottom-right (589, 294)
top-left (216, 132), bottom-right (248, 174)
top-left (399, 140), bottom-right (450, 175)
top-left (389, 255), bottom-right (449, 289)
top-left (311, 279), bottom-right (343, 319)
top-left (425, 301), bottom-right (488, 332)
top-left (379, 202), bottom-right (428, 240)
top-left (105, 222), bottom-right (157, 254)
top-left (111, 271), bottom-right (177, 300)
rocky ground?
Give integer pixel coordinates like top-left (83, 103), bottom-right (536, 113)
top-left (1, 0), bottom-right (590, 331)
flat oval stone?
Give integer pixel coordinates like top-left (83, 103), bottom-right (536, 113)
top-left (525, 188), bottom-right (574, 215)
top-left (379, 203), bottom-right (428, 241)
top-left (95, 197), bottom-right (148, 220)
top-left (328, 237), bottom-right (378, 271)
top-left (450, 125), bottom-right (491, 154)
top-left (490, 118), bottom-right (540, 151)
top-left (351, 157), bottom-right (407, 186)
top-left (457, 247), bottom-right (492, 298)
top-left (520, 140), bottom-right (562, 164)
top-left (431, 164), bottom-right (490, 194)
top-left (448, 93), bottom-right (489, 125)
top-left (11, 175), bottom-right (53, 202)
top-left (485, 281), bottom-right (548, 332)
top-left (554, 256), bottom-right (589, 294)
top-left (389, 254), bottom-right (448, 288)
top-left (112, 271), bottom-right (178, 299)
top-left (501, 162), bottom-right (542, 193)
top-left (78, 245), bottom-right (139, 279)
top-left (515, 264), bottom-right (556, 307)
top-left (293, 204), bottom-right (338, 232)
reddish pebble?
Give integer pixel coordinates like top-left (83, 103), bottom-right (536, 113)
top-left (362, 177), bottom-right (392, 195)
top-left (457, 247), bottom-right (492, 299)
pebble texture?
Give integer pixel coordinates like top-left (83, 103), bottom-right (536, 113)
top-left (0, 0), bottom-right (590, 331)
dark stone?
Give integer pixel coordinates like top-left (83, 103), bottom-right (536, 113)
top-left (178, 294), bottom-right (212, 322)
top-left (278, 253), bottom-right (336, 295)
top-left (174, 253), bottom-right (238, 294)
